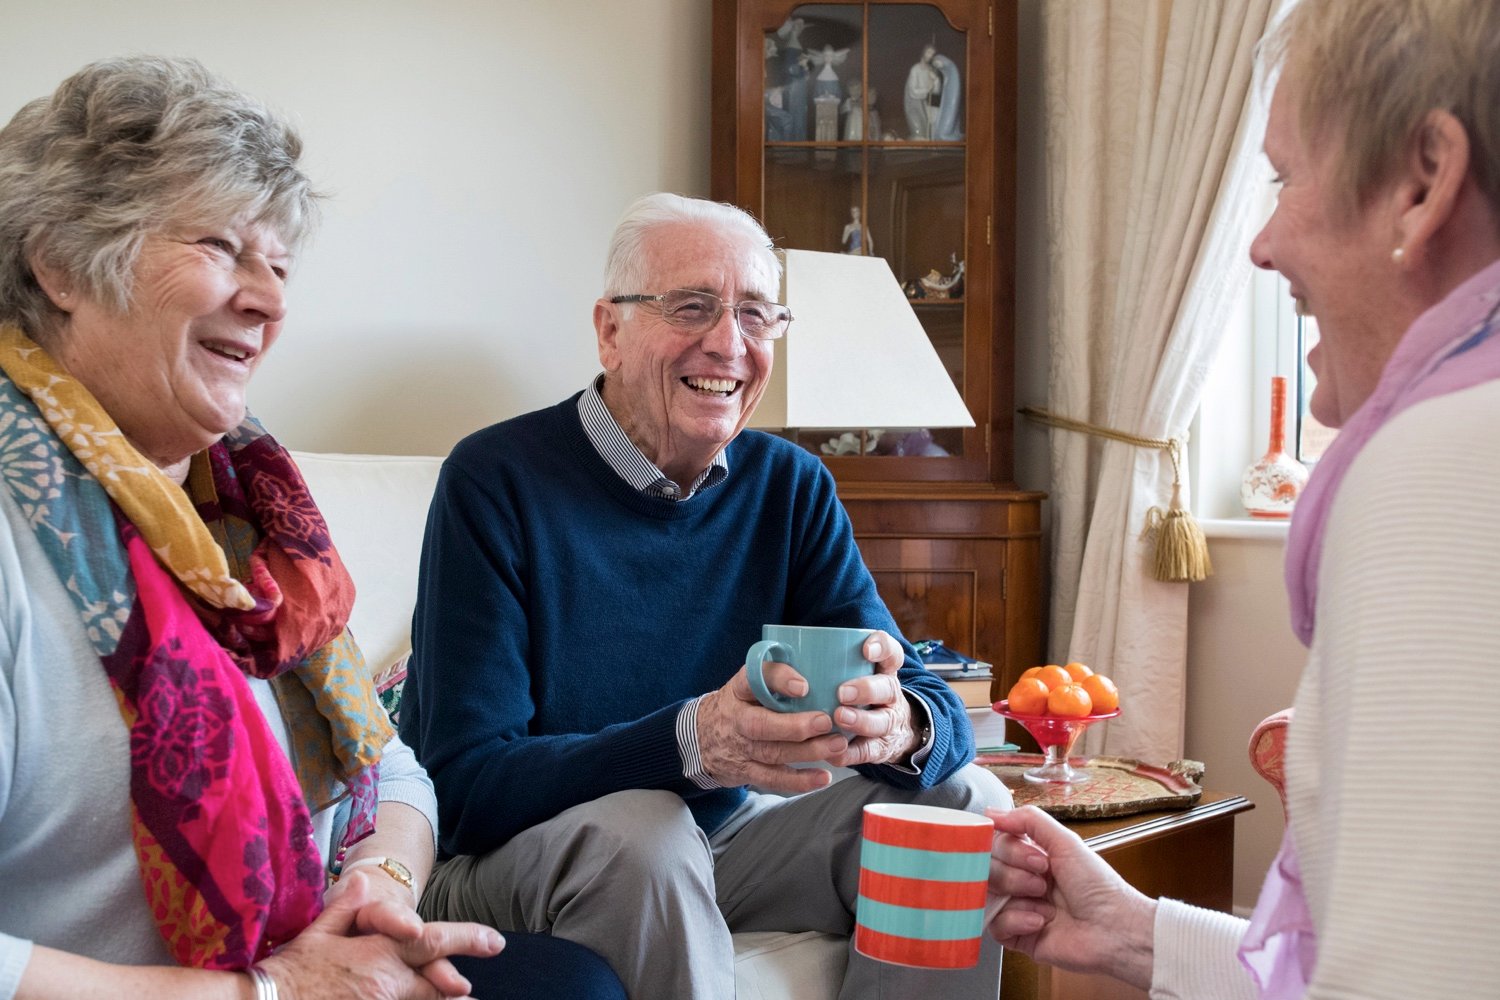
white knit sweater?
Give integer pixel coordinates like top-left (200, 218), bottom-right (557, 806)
top-left (1151, 380), bottom-right (1500, 999)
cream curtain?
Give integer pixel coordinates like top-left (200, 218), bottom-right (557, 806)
top-left (1039, 0), bottom-right (1276, 761)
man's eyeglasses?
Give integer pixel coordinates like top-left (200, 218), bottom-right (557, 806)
top-left (609, 289), bottom-right (793, 341)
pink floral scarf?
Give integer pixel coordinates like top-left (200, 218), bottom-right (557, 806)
top-left (0, 326), bottom-right (394, 967)
top-left (1240, 258), bottom-right (1500, 995)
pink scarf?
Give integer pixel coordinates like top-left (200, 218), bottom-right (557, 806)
top-left (1240, 258), bottom-right (1500, 996)
top-left (0, 327), bottom-right (393, 968)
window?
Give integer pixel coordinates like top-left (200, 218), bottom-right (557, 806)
top-left (1191, 169), bottom-right (1337, 521)
top-left (1258, 267), bottom-right (1335, 465)
top-left (1292, 311), bottom-right (1336, 463)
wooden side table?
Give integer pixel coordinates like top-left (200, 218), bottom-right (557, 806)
top-left (1000, 791), bottom-right (1254, 1000)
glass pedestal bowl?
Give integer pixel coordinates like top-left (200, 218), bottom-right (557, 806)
top-left (992, 701), bottom-right (1122, 784)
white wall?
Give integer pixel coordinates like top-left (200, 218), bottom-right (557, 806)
top-left (2, 0), bottom-right (712, 456)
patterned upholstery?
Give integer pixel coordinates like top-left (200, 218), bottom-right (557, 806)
top-left (1248, 708), bottom-right (1294, 818)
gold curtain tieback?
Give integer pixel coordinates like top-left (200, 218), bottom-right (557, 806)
top-left (1020, 407), bottom-right (1212, 582)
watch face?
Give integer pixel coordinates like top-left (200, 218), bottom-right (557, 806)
top-left (380, 858), bottom-right (414, 887)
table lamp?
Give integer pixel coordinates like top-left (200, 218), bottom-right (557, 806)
top-left (751, 249), bottom-right (974, 450)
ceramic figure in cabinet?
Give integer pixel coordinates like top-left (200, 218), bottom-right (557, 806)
top-left (841, 206), bottom-right (873, 255)
top-left (904, 42), bottom-right (941, 140)
top-left (841, 82), bottom-right (879, 140)
top-left (774, 17), bottom-right (811, 140)
top-left (931, 52), bottom-right (964, 140)
top-left (809, 44), bottom-right (848, 100)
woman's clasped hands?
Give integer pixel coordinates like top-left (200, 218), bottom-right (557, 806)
top-left (257, 870), bottom-right (504, 1000)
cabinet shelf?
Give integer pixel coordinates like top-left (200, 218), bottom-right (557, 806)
top-left (764, 140), bottom-right (969, 149)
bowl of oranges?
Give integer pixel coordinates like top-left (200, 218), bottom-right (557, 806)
top-left (993, 662), bottom-right (1120, 784)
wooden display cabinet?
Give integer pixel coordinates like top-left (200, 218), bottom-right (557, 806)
top-left (711, 0), bottom-right (1043, 694)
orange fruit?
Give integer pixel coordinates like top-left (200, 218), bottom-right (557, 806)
top-left (1006, 678), bottom-right (1050, 715)
top-left (1034, 664), bottom-right (1073, 692)
top-left (1081, 674), bottom-right (1119, 713)
top-left (1063, 661), bottom-right (1094, 682)
top-left (1020, 666), bottom-right (1044, 681)
top-left (1048, 683), bottom-right (1094, 718)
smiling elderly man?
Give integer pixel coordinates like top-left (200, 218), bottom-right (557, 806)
top-left (400, 192), bottom-right (1010, 999)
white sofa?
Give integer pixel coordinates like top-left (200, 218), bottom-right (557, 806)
top-left (291, 451), bottom-right (848, 998)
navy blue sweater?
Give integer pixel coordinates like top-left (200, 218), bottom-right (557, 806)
top-left (400, 396), bottom-right (975, 857)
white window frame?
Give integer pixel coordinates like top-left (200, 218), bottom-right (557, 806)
top-left (1190, 176), bottom-right (1306, 523)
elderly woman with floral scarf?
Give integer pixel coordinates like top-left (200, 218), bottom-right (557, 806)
top-left (0, 57), bottom-right (622, 1000)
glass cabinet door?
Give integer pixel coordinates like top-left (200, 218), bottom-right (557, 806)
top-left (714, 0), bottom-right (1009, 486)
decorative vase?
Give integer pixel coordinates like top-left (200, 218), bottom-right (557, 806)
top-left (1241, 376), bottom-right (1309, 518)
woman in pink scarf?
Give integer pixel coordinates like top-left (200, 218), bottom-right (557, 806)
top-left (0, 57), bottom-right (622, 1000)
top-left (985, 1), bottom-right (1500, 997)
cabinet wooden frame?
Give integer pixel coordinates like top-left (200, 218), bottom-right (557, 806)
top-left (841, 485), bottom-right (1042, 699)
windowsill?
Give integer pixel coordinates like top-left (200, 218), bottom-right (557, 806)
top-left (1198, 517), bottom-right (1292, 540)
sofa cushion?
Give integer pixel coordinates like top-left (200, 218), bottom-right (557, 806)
top-left (290, 451), bottom-right (443, 676)
top-left (733, 930), bottom-right (847, 999)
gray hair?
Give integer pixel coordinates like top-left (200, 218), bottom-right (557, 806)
top-left (1262, 0), bottom-right (1500, 219)
top-left (602, 192), bottom-right (781, 306)
top-left (0, 55), bottom-right (320, 337)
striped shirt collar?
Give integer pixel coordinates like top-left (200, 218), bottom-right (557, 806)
top-left (577, 374), bottom-right (728, 501)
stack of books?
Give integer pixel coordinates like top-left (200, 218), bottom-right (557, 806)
top-left (915, 640), bottom-right (1018, 754)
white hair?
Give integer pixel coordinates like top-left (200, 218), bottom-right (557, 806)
top-left (602, 192), bottom-right (781, 305)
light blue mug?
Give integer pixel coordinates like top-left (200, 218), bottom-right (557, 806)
top-left (745, 624), bottom-right (875, 721)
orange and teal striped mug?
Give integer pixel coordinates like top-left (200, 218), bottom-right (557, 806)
top-left (854, 803), bottom-right (995, 969)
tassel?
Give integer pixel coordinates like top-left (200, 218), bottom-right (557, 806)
top-left (1019, 407), bottom-right (1213, 584)
top-left (1143, 482), bottom-right (1212, 582)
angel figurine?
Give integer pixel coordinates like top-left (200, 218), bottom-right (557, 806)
top-left (807, 44), bottom-right (850, 101)
top-left (808, 44), bottom-right (848, 141)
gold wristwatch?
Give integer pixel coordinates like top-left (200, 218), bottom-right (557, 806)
top-left (337, 856), bottom-right (415, 894)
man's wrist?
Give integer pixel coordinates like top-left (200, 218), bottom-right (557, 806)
top-left (903, 692), bottom-right (933, 760)
top-left (680, 696), bottom-right (721, 789)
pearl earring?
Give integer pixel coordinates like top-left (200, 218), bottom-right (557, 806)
top-left (1391, 246), bottom-right (1405, 264)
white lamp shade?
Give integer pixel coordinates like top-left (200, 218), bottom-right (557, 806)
top-left (751, 249), bottom-right (975, 430)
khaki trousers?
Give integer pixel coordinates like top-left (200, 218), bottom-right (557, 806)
top-left (421, 764), bottom-right (1010, 1000)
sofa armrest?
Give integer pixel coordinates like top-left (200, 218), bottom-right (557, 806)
top-left (1248, 707), bottom-right (1294, 819)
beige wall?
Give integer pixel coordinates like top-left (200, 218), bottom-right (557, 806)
top-left (2, 0), bottom-right (713, 456)
top-left (1186, 530), bottom-right (1306, 913)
